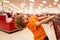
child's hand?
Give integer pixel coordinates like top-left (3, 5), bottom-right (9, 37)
top-left (36, 22), bottom-right (40, 27)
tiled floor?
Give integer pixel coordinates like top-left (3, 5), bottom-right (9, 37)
top-left (42, 24), bottom-right (57, 40)
top-left (0, 24), bottom-right (57, 40)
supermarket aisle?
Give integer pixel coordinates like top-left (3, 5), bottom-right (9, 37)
top-left (0, 24), bottom-right (57, 40)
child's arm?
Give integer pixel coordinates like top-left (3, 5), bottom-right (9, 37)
top-left (37, 16), bottom-right (48, 20)
top-left (36, 15), bottom-right (56, 26)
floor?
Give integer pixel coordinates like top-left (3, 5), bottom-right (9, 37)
top-left (0, 24), bottom-right (57, 40)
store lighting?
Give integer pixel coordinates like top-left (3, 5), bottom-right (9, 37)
top-left (57, 4), bottom-right (60, 8)
top-left (40, 4), bottom-right (44, 7)
top-left (38, 6), bottom-right (41, 9)
top-left (38, 6), bottom-right (41, 10)
top-left (58, 4), bottom-right (60, 7)
top-left (9, 4), bottom-right (21, 11)
top-left (30, 3), bottom-right (34, 5)
top-left (20, 3), bottom-right (26, 8)
top-left (29, 3), bottom-right (33, 13)
top-left (45, 7), bottom-right (48, 9)
top-left (49, 5), bottom-right (52, 7)
top-left (54, 0), bottom-right (59, 2)
top-left (9, 4), bottom-right (14, 6)
top-left (20, 3), bottom-right (26, 6)
top-left (53, 2), bottom-right (57, 5)
top-left (3, 0), bottom-right (10, 3)
top-left (29, 0), bottom-right (35, 2)
top-left (29, 5), bottom-right (33, 14)
top-left (24, 8), bottom-right (28, 13)
top-left (42, 1), bottom-right (47, 4)
top-left (0, 3), bottom-right (1, 5)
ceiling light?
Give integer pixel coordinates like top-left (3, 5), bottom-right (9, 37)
top-left (45, 7), bottom-right (48, 9)
top-left (19, 3), bottom-right (26, 8)
top-left (58, 4), bottom-right (60, 8)
top-left (54, 0), bottom-right (58, 2)
top-left (21, 3), bottom-right (26, 6)
top-left (3, 0), bottom-right (10, 3)
top-left (30, 3), bottom-right (34, 5)
top-left (30, 5), bottom-right (33, 8)
top-left (0, 3), bottom-right (1, 5)
top-left (29, 0), bottom-right (35, 2)
top-left (53, 2), bottom-right (57, 5)
top-left (58, 4), bottom-right (60, 7)
top-left (40, 4), bottom-right (44, 7)
top-left (9, 4), bottom-right (14, 6)
top-left (38, 6), bottom-right (41, 9)
top-left (42, 1), bottom-right (47, 4)
top-left (49, 5), bottom-right (52, 7)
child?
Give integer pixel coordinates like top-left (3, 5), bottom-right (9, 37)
top-left (15, 13), bottom-right (56, 40)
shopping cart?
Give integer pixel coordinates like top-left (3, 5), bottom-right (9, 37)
top-left (53, 17), bottom-right (60, 40)
top-left (0, 15), bottom-right (19, 33)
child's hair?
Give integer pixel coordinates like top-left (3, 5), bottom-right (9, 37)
top-left (15, 13), bottom-right (26, 30)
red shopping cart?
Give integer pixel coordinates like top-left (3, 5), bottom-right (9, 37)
top-left (0, 15), bottom-right (19, 33)
top-left (53, 17), bottom-right (60, 40)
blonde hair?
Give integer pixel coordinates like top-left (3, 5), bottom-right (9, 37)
top-left (15, 13), bottom-right (26, 30)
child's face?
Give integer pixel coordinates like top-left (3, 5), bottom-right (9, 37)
top-left (22, 15), bottom-right (29, 24)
